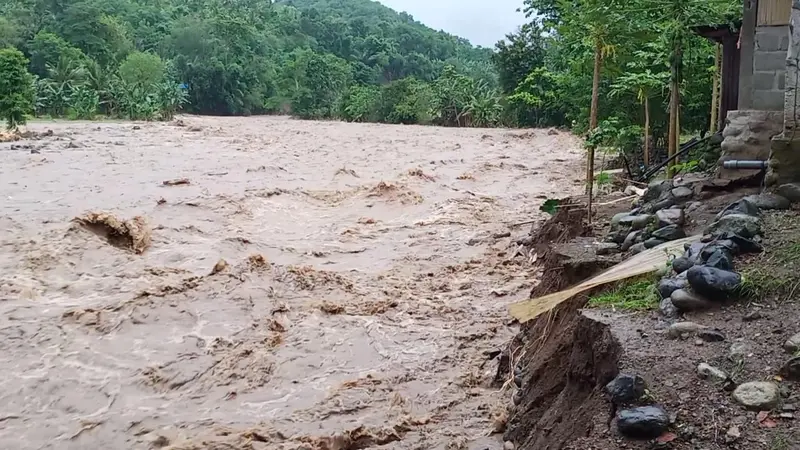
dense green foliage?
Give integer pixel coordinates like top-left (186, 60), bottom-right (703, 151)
top-left (1, 0), bottom-right (741, 150)
top-left (0, 47), bottom-right (35, 128)
top-left (0, 0), bottom-right (498, 123)
top-left (495, 0), bottom-right (739, 164)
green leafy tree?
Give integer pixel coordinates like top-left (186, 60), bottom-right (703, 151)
top-left (119, 51), bottom-right (165, 87)
top-left (0, 47), bottom-right (35, 129)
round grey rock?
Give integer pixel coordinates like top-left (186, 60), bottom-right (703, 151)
top-left (671, 288), bottom-right (714, 311)
top-left (732, 382), bottom-right (781, 410)
top-left (616, 406), bottom-right (670, 439)
top-left (658, 277), bottom-right (688, 299)
top-left (777, 183), bottom-right (800, 203)
top-left (605, 373), bottom-right (647, 404)
top-left (697, 363), bottom-right (729, 382)
top-left (671, 186), bottom-right (693, 201)
top-left (629, 243), bottom-right (646, 254)
top-left (780, 356), bottom-right (800, 381)
top-left (672, 256), bottom-right (694, 274)
top-left (686, 266), bottom-right (742, 299)
top-left (743, 194), bottom-right (791, 210)
top-left (652, 224), bottom-right (687, 241)
top-left (619, 214), bottom-right (655, 231)
top-left (667, 321), bottom-right (705, 339)
top-left (656, 208), bottom-right (686, 227)
top-left (784, 332), bottom-right (800, 353)
top-left (659, 298), bottom-right (679, 319)
top-left (706, 214), bottom-right (762, 239)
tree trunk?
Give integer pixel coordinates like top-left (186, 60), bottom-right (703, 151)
top-left (710, 43), bottom-right (720, 134)
top-left (587, 41), bottom-right (602, 218)
top-left (667, 36), bottom-right (682, 178)
top-left (644, 96), bottom-right (651, 166)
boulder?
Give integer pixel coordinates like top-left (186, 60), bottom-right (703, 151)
top-left (621, 230), bottom-right (643, 251)
top-left (656, 208), bottom-right (686, 227)
top-left (644, 238), bottom-right (666, 249)
top-left (611, 212), bottom-right (631, 227)
top-left (777, 182), bottom-right (800, 203)
top-left (619, 214), bottom-right (655, 231)
top-left (670, 288), bottom-right (714, 311)
top-left (651, 225), bottom-right (686, 241)
top-left (658, 277), bottom-right (688, 299)
top-left (785, 332), bottom-right (800, 353)
top-left (686, 266), bottom-right (742, 298)
top-left (667, 321), bottom-right (705, 339)
top-left (642, 180), bottom-right (674, 203)
top-left (671, 186), bottom-right (693, 201)
top-left (605, 373), bottom-right (647, 404)
top-left (706, 214), bottom-right (762, 239)
top-left (629, 243), bottom-right (646, 254)
top-left (698, 329), bottom-right (726, 342)
top-left (672, 256), bottom-right (694, 274)
top-left (711, 232), bottom-right (763, 254)
top-left (780, 356), bottom-right (800, 381)
top-left (595, 242), bottom-right (620, 255)
top-left (743, 193), bottom-right (791, 210)
top-left (732, 382), bottom-right (781, 410)
top-left (715, 199), bottom-right (760, 220)
top-left (659, 298), bottom-right (679, 319)
top-left (702, 248), bottom-right (735, 271)
top-left (616, 406), bottom-right (670, 440)
top-left (697, 363), bottom-right (729, 383)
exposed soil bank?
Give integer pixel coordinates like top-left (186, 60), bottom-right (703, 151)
top-left (505, 193), bottom-right (800, 450)
top-left (0, 116), bottom-right (586, 449)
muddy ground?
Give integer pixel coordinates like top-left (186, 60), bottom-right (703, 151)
top-left (0, 116), bottom-right (585, 449)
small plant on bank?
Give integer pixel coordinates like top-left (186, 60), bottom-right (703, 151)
top-left (588, 277), bottom-right (659, 311)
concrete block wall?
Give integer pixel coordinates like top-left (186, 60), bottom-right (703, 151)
top-left (752, 25), bottom-right (790, 110)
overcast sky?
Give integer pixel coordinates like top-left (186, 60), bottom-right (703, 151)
top-left (376, 0), bottom-right (528, 48)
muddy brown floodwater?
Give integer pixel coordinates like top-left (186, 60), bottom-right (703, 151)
top-left (0, 116), bottom-right (583, 450)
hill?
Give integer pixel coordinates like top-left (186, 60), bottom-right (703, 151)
top-left (0, 0), bottom-right (495, 117)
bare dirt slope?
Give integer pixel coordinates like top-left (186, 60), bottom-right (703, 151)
top-left (0, 116), bottom-right (584, 450)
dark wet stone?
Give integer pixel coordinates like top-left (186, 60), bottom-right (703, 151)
top-left (715, 199), bottom-right (760, 220)
top-left (606, 373), bottom-right (647, 405)
top-left (656, 208), bottom-right (685, 227)
top-left (608, 228), bottom-right (630, 245)
top-left (701, 239), bottom-right (740, 257)
top-left (659, 298), bottom-right (679, 319)
top-left (670, 289), bottom-right (714, 311)
top-left (706, 214), bottom-right (762, 239)
top-left (644, 238), bottom-right (666, 249)
top-left (596, 242), bottom-right (620, 255)
top-left (671, 186), bottom-right (693, 201)
top-left (777, 183), bottom-right (800, 203)
top-left (712, 232), bottom-right (763, 254)
top-left (742, 311), bottom-right (763, 322)
top-left (702, 248), bottom-right (734, 271)
top-left (616, 406), bottom-right (670, 439)
top-left (658, 277), bottom-right (688, 299)
top-left (512, 390), bottom-right (523, 405)
top-left (780, 356), bottom-right (800, 381)
top-left (621, 230), bottom-right (643, 251)
top-left (743, 193), bottom-right (791, 210)
top-left (686, 266), bottom-right (742, 298)
top-left (698, 329), bottom-right (726, 342)
top-left (619, 214), bottom-right (655, 231)
top-left (643, 180), bottom-right (674, 203)
top-left (672, 256), bottom-right (694, 274)
top-left (785, 332), bottom-right (800, 353)
top-left (629, 243), bottom-right (646, 254)
top-left (514, 375), bottom-right (523, 388)
top-left (652, 225), bottom-right (686, 241)
top-left (611, 212), bottom-right (632, 227)
top-left (652, 198), bottom-right (676, 212)
top-left (684, 242), bottom-right (706, 261)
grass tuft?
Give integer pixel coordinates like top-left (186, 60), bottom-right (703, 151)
top-left (587, 277), bottom-right (659, 311)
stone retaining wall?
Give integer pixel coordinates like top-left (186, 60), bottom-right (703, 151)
top-left (719, 110), bottom-right (783, 181)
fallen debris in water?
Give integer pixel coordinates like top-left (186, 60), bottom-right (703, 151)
top-left (73, 212), bottom-right (151, 254)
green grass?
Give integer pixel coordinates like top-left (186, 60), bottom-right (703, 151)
top-left (587, 277), bottom-right (660, 311)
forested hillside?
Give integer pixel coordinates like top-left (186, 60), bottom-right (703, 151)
top-left (0, 0), bottom-right (743, 158)
top-left (0, 0), bottom-right (499, 124)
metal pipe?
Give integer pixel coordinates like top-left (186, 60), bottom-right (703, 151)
top-left (722, 160), bottom-right (769, 170)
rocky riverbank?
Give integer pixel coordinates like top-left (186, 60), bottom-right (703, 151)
top-left (502, 178), bottom-right (800, 449)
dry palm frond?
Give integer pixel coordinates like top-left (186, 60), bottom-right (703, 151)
top-left (509, 235), bottom-right (700, 323)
